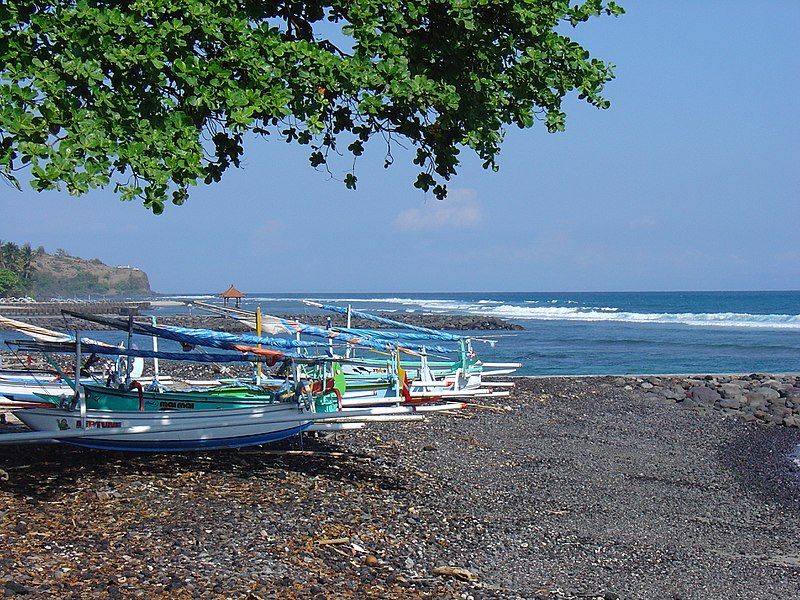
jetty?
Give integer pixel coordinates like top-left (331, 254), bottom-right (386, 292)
top-left (0, 300), bottom-right (150, 318)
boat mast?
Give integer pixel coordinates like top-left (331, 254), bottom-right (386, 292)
top-left (75, 333), bottom-right (86, 430)
top-left (256, 306), bottom-right (263, 385)
top-left (125, 315), bottom-right (134, 388)
top-left (151, 316), bottom-right (160, 386)
top-left (345, 304), bottom-right (352, 359)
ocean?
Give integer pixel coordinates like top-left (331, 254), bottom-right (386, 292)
top-left (2, 291), bottom-right (798, 376)
top-left (149, 291), bottom-right (800, 376)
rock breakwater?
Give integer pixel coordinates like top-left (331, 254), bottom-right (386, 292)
top-left (0, 313), bottom-right (523, 332)
top-left (612, 373), bottom-right (800, 427)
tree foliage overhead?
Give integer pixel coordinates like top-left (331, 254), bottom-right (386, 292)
top-left (1, 0), bottom-right (623, 212)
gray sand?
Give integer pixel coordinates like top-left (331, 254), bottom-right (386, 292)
top-left (1, 377), bottom-right (798, 599)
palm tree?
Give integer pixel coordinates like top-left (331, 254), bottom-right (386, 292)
top-left (17, 243), bottom-right (34, 281)
top-left (1, 242), bottom-right (19, 273)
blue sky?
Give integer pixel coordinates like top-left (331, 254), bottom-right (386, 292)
top-left (2, 1), bottom-right (798, 293)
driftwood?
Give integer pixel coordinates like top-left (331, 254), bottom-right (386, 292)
top-left (316, 537), bottom-right (351, 546)
top-left (431, 565), bottom-right (478, 581)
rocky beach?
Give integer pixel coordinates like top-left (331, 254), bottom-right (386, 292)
top-left (1, 376), bottom-right (799, 599)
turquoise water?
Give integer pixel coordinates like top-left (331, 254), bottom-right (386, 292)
top-left (3, 292), bottom-right (798, 375)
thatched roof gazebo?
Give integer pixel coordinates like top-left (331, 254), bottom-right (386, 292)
top-left (220, 284), bottom-right (245, 308)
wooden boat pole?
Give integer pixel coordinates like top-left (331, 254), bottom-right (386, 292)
top-left (326, 316), bottom-right (333, 357)
top-left (345, 304), bottom-right (352, 359)
top-left (125, 315), bottom-right (133, 387)
top-left (255, 306), bottom-right (263, 385)
top-left (150, 316), bottom-right (160, 384)
top-left (75, 334), bottom-right (86, 430)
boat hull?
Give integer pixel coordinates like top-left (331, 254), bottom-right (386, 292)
top-left (12, 404), bottom-right (311, 452)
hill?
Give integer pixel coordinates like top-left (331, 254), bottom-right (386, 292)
top-left (0, 241), bottom-right (152, 298)
top-left (30, 251), bottom-right (152, 298)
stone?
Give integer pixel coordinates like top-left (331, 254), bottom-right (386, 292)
top-left (688, 386), bottom-right (721, 404)
top-left (784, 416), bottom-right (799, 428)
top-left (364, 555), bottom-right (379, 568)
top-left (3, 582), bottom-right (31, 596)
top-left (720, 383), bottom-right (744, 399)
top-left (753, 386), bottom-right (781, 401)
top-left (719, 397), bottom-right (742, 410)
top-left (669, 386), bottom-right (686, 400)
top-left (763, 379), bottom-right (789, 391)
top-left (746, 392), bottom-right (766, 406)
top-left (772, 406), bottom-right (793, 418)
top-left (613, 378), bottom-right (627, 386)
top-left (640, 382), bottom-right (654, 390)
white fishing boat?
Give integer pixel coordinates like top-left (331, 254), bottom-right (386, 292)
top-left (6, 401), bottom-right (465, 452)
top-left (12, 403), bottom-right (311, 451)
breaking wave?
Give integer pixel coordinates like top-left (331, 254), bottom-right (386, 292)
top-left (302, 297), bottom-right (800, 330)
top-left (476, 305), bottom-right (800, 329)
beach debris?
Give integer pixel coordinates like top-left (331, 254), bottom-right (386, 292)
top-left (350, 542), bottom-right (368, 554)
top-left (0, 468), bottom-right (8, 481)
top-left (94, 488), bottom-right (122, 501)
top-left (316, 537), bottom-right (350, 546)
top-left (432, 565), bottom-right (478, 581)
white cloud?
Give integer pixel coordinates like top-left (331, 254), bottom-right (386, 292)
top-left (394, 189), bottom-right (482, 232)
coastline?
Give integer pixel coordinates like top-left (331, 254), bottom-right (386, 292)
top-left (0, 312), bottom-right (523, 332)
top-left (1, 377), bottom-right (799, 598)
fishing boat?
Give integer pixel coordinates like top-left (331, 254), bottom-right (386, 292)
top-left (12, 403), bottom-right (313, 451)
top-left (0, 315), bottom-right (145, 405)
top-left (8, 400), bottom-right (465, 451)
top-left (192, 300), bottom-right (520, 401)
top-left (1, 312), bottom-right (467, 451)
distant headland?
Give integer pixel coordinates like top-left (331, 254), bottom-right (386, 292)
top-left (0, 242), bottom-right (152, 298)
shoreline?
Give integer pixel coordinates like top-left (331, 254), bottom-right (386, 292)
top-left (0, 312), bottom-right (524, 332)
top-left (1, 377), bottom-right (799, 598)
